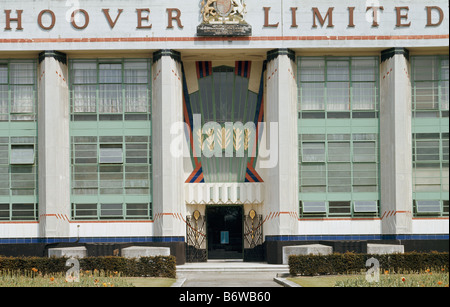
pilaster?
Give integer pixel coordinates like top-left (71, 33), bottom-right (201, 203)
top-left (37, 50), bottom-right (71, 238)
top-left (152, 50), bottom-right (186, 238)
top-left (263, 49), bottom-right (299, 237)
top-left (379, 47), bottom-right (413, 235)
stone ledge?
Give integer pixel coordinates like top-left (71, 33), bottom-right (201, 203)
top-left (197, 23), bottom-right (252, 37)
top-left (282, 244), bottom-right (333, 264)
top-left (367, 243), bottom-right (404, 255)
top-left (48, 247), bottom-right (87, 258)
top-left (121, 246), bottom-right (171, 258)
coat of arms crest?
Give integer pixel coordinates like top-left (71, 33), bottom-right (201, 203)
top-left (198, 0), bottom-right (251, 36)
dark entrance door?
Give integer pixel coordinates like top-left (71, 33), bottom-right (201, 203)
top-left (206, 206), bottom-right (243, 260)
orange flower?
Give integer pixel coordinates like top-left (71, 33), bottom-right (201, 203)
top-left (425, 269), bottom-right (430, 273)
top-left (31, 268), bottom-right (38, 273)
top-left (50, 277), bottom-right (55, 282)
top-left (102, 283), bottom-right (107, 287)
top-left (401, 277), bottom-right (406, 282)
top-left (384, 270), bottom-right (389, 275)
top-left (438, 281), bottom-right (443, 285)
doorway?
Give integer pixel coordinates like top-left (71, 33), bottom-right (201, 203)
top-left (206, 206), bottom-right (243, 260)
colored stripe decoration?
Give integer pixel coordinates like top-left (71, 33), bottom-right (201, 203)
top-left (182, 63), bottom-right (204, 182)
top-left (235, 61), bottom-right (251, 78)
top-left (245, 162), bottom-right (263, 182)
top-left (246, 60), bottom-right (266, 182)
top-left (196, 61), bottom-right (212, 79)
top-left (186, 164), bottom-right (205, 183)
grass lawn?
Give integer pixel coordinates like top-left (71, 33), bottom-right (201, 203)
top-left (288, 271), bottom-right (449, 287)
top-left (0, 269), bottom-right (178, 287)
top-left (287, 275), bottom-right (359, 287)
top-left (124, 277), bottom-right (177, 287)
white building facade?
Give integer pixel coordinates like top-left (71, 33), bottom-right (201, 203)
top-left (0, 0), bottom-right (448, 263)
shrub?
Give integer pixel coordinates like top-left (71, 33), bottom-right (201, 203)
top-left (289, 252), bottom-right (449, 276)
top-left (0, 255), bottom-right (176, 278)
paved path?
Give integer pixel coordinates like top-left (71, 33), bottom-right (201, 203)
top-left (176, 261), bottom-right (289, 287)
top-left (179, 271), bottom-right (284, 287)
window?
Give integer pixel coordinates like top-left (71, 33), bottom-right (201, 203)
top-left (70, 59), bottom-right (151, 120)
top-left (412, 133), bottom-right (449, 216)
top-left (100, 203), bottom-right (122, 219)
top-left (300, 133), bottom-right (378, 194)
top-left (10, 145), bottom-right (35, 164)
top-left (99, 144), bottom-right (123, 164)
top-left (299, 200), bottom-right (378, 218)
top-left (353, 141), bottom-right (377, 162)
top-left (412, 133), bottom-right (448, 193)
top-left (0, 60), bottom-right (36, 121)
top-left (126, 203), bottom-right (151, 219)
top-left (414, 200), bottom-right (441, 215)
top-left (328, 141), bottom-right (350, 162)
top-left (0, 137), bottom-right (37, 198)
top-left (71, 134), bottom-right (152, 220)
top-left (300, 201), bottom-right (326, 216)
top-left (71, 203), bottom-right (151, 220)
top-left (298, 57), bottom-right (379, 117)
top-left (0, 203), bottom-right (38, 221)
top-left (72, 135), bottom-right (151, 196)
top-left (301, 142), bottom-right (325, 162)
top-left (0, 203), bottom-right (8, 220)
top-left (299, 133), bottom-right (379, 218)
top-left (412, 55), bottom-right (449, 117)
top-left (329, 201), bottom-right (351, 217)
top-left (411, 56), bottom-right (449, 215)
top-left (354, 201), bottom-right (378, 214)
top-left (71, 203), bottom-right (97, 220)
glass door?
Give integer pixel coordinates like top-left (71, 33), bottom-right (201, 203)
top-left (206, 205), bottom-right (243, 259)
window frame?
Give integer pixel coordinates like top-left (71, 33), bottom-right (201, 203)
top-left (71, 202), bottom-right (152, 221)
top-left (298, 56), bottom-right (380, 118)
top-left (10, 144), bottom-right (35, 165)
top-left (411, 55), bottom-right (449, 118)
top-left (0, 59), bottom-right (37, 122)
top-left (69, 58), bottom-right (152, 120)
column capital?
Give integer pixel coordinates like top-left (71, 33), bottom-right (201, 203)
top-left (381, 47), bottom-right (410, 63)
top-left (38, 50), bottom-right (67, 65)
top-left (152, 49), bottom-right (181, 63)
top-left (266, 48), bottom-right (295, 63)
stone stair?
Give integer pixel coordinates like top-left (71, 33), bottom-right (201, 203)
top-left (177, 260), bottom-right (289, 273)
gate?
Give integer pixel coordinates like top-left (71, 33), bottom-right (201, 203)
top-left (186, 210), bottom-right (207, 262)
top-left (243, 209), bottom-right (264, 261)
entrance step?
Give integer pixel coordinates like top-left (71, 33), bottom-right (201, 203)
top-left (177, 260), bottom-right (289, 273)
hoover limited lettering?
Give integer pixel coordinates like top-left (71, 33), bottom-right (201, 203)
top-left (2, 5), bottom-right (445, 32)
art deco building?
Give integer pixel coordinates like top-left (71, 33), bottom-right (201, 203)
top-left (0, 0), bottom-right (448, 263)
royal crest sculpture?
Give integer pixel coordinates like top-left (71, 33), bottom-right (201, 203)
top-left (197, 0), bottom-right (252, 36)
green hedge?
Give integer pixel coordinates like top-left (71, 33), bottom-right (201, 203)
top-left (0, 256), bottom-right (176, 278)
top-left (289, 252), bottom-right (449, 276)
